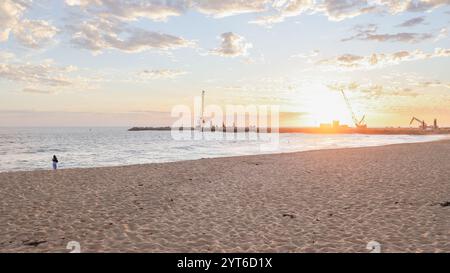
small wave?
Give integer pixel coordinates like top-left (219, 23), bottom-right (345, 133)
top-left (173, 146), bottom-right (194, 151)
top-left (35, 148), bottom-right (67, 153)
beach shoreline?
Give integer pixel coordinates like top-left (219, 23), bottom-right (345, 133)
top-left (1, 140), bottom-right (449, 253)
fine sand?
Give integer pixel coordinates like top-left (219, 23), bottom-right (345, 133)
top-left (1, 140), bottom-right (449, 253)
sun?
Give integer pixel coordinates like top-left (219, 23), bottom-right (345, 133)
top-left (301, 86), bottom-right (353, 127)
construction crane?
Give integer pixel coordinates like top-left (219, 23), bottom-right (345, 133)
top-left (410, 117), bottom-right (427, 129)
top-left (201, 90), bottom-right (206, 127)
top-left (340, 88), bottom-right (367, 129)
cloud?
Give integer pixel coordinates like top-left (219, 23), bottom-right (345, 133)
top-left (250, 0), bottom-right (313, 26)
top-left (0, 0), bottom-right (59, 49)
top-left (419, 80), bottom-right (450, 89)
top-left (290, 49), bottom-right (320, 62)
top-left (210, 32), bottom-right (253, 57)
top-left (315, 0), bottom-right (377, 21)
top-left (0, 0), bottom-right (27, 42)
top-left (434, 47), bottom-right (450, 56)
top-left (22, 87), bottom-right (56, 94)
top-left (380, 0), bottom-right (450, 13)
top-left (66, 0), bottom-right (273, 20)
top-left (396, 16), bottom-right (426, 27)
top-left (140, 69), bottom-right (187, 79)
top-left (66, 0), bottom-right (190, 21)
top-left (327, 81), bottom-right (360, 91)
top-left (64, 0), bottom-right (271, 22)
top-left (65, 2), bottom-right (195, 54)
top-left (328, 81), bottom-right (419, 98)
top-left (0, 57), bottom-right (88, 95)
top-left (317, 47), bottom-right (450, 70)
top-left (68, 17), bottom-right (193, 53)
top-left (0, 51), bottom-right (15, 60)
top-left (253, 0), bottom-right (450, 26)
top-left (342, 24), bottom-right (436, 43)
top-left (194, 0), bottom-right (270, 17)
top-left (328, 75), bottom-right (450, 101)
top-left (360, 84), bottom-right (420, 98)
top-left (12, 19), bottom-right (59, 49)
top-left (0, 62), bottom-right (75, 87)
top-left (65, 0), bottom-right (273, 21)
top-left (435, 27), bottom-right (449, 41)
top-left (65, 0), bottom-right (101, 7)
top-left (318, 53), bottom-right (366, 68)
top-left (360, 32), bottom-right (434, 43)
top-left (0, 109), bottom-right (177, 127)
top-left (0, 57), bottom-right (103, 94)
top-left (63, 0), bottom-right (450, 29)
top-left (251, 0), bottom-right (374, 26)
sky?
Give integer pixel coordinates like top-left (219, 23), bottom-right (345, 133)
top-left (0, 0), bottom-right (449, 127)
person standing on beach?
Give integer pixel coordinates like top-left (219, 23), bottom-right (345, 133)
top-left (52, 155), bottom-right (59, 170)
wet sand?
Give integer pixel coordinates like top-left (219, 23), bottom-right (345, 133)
top-left (0, 140), bottom-right (449, 253)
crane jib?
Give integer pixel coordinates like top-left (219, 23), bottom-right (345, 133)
top-left (340, 89), bottom-right (366, 128)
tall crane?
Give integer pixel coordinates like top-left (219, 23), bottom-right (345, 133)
top-left (410, 117), bottom-right (427, 129)
top-left (201, 90), bottom-right (205, 125)
top-left (340, 88), bottom-right (367, 129)
top-left (199, 90), bottom-right (206, 131)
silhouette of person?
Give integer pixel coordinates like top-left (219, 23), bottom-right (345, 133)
top-left (52, 155), bottom-right (59, 170)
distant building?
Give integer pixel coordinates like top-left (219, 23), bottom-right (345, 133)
top-left (320, 120), bottom-right (350, 130)
top-left (320, 123), bottom-right (332, 129)
top-left (333, 120), bottom-right (340, 129)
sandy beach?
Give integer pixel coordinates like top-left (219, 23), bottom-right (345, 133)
top-left (0, 140), bottom-right (449, 253)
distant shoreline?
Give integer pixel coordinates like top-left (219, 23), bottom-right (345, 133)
top-left (128, 126), bottom-right (450, 135)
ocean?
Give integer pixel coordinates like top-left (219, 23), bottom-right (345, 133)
top-left (0, 127), bottom-right (447, 172)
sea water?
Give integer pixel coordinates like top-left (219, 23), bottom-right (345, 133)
top-left (0, 127), bottom-right (447, 172)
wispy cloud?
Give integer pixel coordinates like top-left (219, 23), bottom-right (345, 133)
top-left (0, 56), bottom-right (101, 94)
top-left (0, 62), bottom-right (75, 87)
top-left (65, 0), bottom-right (190, 21)
top-left (328, 81), bottom-right (420, 99)
top-left (194, 0), bottom-right (270, 17)
top-left (317, 48), bottom-right (450, 70)
top-left (435, 27), bottom-right (449, 41)
top-left (65, 0), bottom-right (272, 20)
top-left (355, 32), bottom-right (433, 43)
top-left (396, 16), bottom-right (426, 27)
top-left (381, 0), bottom-right (450, 13)
top-left (419, 80), bottom-right (450, 89)
top-left (250, 0), bottom-right (312, 26)
top-left (22, 87), bottom-right (57, 94)
top-left (342, 24), bottom-right (437, 43)
top-left (68, 17), bottom-right (194, 54)
top-left (13, 19), bottom-right (59, 49)
top-left (139, 69), bottom-right (188, 79)
top-left (360, 85), bottom-right (420, 99)
top-left (0, 51), bottom-right (15, 60)
top-left (291, 49), bottom-right (320, 58)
